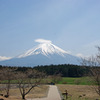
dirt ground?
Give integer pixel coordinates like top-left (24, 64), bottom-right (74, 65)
top-left (0, 85), bottom-right (49, 100)
top-left (57, 84), bottom-right (100, 100)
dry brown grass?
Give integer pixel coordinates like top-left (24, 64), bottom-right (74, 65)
top-left (0, 85), bottom-right (49, 100)
top-left (57, 84), bottom-right (100, 100)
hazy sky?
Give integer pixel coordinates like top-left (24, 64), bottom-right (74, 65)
top-left (0, 0), bottom-right (100, 60)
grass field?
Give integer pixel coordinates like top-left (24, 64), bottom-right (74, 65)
top-left (0, 77), bottom-right (97, 100)
top-left (0, 85), bottom-right (49, 100)
top-left (43, 77), bottom-right (92, 85)
top-left (57, 84), bottom-right (100, 100)
top-left (0, 82), bottom-right (99, 100)
top-left (1, 77), bottom-right (92, 85)
top-left (57, 77), bottom-right (92, 85)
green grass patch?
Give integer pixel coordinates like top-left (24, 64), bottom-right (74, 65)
top-left (0, 77), bottom-right (93, 85)
top-left (57, 77), bottom-right (92, 85)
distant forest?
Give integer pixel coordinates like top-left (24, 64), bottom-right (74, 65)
top-left (33, 64), bottom-right (90, 77)
top-left (0, 64), bottom-right (90, 77)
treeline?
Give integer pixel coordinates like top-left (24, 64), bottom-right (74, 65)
top-left (0, 64), bottom-right (89, 77)
top-left (34, 64), bottom-right (89, 77)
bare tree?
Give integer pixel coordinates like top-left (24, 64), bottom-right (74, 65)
top-left (0, 68), bottom-right (4, 82)
top-left (81, 47), bottom-right (100, 96)
top-left (89, 67), bottom-right (100, 95)
top-left (16, 69), bottom-right (45, 100)
top-left (50, 73), bottom-right (62, 84)
top-left (2, 67), bottom-right (16, 97)
top-left (0, 68), bottom-right (5, 95)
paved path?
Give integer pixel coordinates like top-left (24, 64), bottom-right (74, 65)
top-left (27, 85), bottom-right (61, 100)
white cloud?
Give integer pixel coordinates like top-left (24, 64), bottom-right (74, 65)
top-left (0, 56), bottom-right (12, 61)
top-left (76, 53), bottom-right (90, 58)
top-left (35, 39), bottom-right (52, 44)
top-left (76, 53), bottom-right (85, 58)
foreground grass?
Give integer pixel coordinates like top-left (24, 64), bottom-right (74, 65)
top-left (0, 84), bottom-right (100, 100)
top-left (0, 85), bottom-right (49, 100)
top-left (57, 84), bottom-right (100, 100)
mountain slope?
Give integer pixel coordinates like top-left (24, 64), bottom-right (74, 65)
top-left (18, 42), bottom-right (68, 58)
top-left (0, 39), bottom-right (80, 66)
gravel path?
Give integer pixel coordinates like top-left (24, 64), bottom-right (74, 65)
top-left (27, 85), bottom-right (61, 100)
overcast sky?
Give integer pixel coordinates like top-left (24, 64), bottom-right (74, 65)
top-left (0, 0), bottom-right (100, 60)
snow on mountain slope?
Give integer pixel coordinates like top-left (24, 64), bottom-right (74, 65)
top-left (18, 41), bottom-right (68, 58)
top-left (0, 39), bottom-right (80, 66)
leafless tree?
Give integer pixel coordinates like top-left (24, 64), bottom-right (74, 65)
top-left (0, 68), bottom-right (5, 95)
top-left (0, 68), bottom-right (4, 82)
top-left (89, 67), bottom-right (100, 95)
top-left (0, 67), bottom-right (16, 97)
top-left (2, 67), bottom-right (16, 97)
top-left (16, 69), bottom-right (45, 100)
top-left (50, 73), bottom-right (62, 84)
top-left (81, 46), bottom-right (100, 96)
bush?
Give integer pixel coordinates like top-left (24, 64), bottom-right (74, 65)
top-left (74, 79), bottom-right (81, 85)
top-left (62, 81), bottom-right (67, 84)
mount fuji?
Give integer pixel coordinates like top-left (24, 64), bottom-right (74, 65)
top-left (0, 39), bottom-right (80, 67)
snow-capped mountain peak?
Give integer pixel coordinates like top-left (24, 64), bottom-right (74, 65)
top-left (0, 39), bottom-right (80, 66)
top-left (18, 41), bottom-right (68, 58)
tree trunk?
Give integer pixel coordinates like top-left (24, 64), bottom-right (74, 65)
top-left (7, 88), bottom-right (9, 97)
top-left (6, 82), bottom-right (10, 97)
top-left (22, 94), bottom-right (25, 100)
